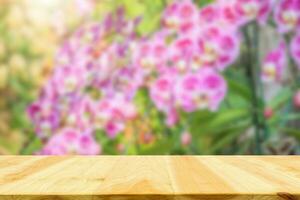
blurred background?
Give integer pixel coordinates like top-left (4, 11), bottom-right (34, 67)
top-left (0, 0), bottom-right (114, 154)
top-left (0, 0), bottom-right (300, 155)
top-left (0, 0), bottom-right (170, 154)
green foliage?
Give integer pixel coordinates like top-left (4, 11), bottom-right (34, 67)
top-left (20, 136), bottom-right (42, 155)
top-left (139, 139), bottom-right (173, 154)
top-left (114, 0), bottom-right (167, 35)
top-left (194, 0), bottom-right (215, 7)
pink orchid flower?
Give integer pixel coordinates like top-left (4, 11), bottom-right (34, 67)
top-left (52, 66), bottom-right (88, 95)
top-left (216, 0), bottom-right (245, 28)
top-left (168, 35), bottom-right (197, 73)
top-left (162, 0), bottom-right (199, 33)
top-left (134, 35), bottom-right (168, 75)
top-left (66, 97), bottom-right (95, 131)
top-left (105, 120), bottom-right (125, 138)
top-left (181, 131), bottom-right (192, 146)
top-left (195, 26), bottom-right (240, 71)
top-left (291, 32), bottom-right (300, 68)
top-left (175, 73), bottom-right (203, 112)
top-left (165, 107), bottom-right (179, 127)
top-left (174, 68), bottom-right (227, 112)
top-left (261, 41), bottom-right (287, 82)
top-left (234, 0), bottom-right (268, 24)
top-left (150, 74), bottom-right (176, 112)
top-left (200, 68), bottom-right (227, 111)
top-left (274, 0), bottom-right (300, 34)
top-left (41, 128), bottom-right (101, 155)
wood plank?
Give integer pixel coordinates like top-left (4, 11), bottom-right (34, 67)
top-left (0, 156), bottom-right (299, 199)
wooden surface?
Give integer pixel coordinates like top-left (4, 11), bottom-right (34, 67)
top-left (0, 156), bottom-right (299, 199)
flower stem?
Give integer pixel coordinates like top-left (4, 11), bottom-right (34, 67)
top-left (244, 23), bottom-right (267, 154)
top-left (284, 34), bottom-right (300, 89)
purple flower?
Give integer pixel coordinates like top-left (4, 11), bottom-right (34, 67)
top-left (291, 32), bottom-right (300, 69)
top-left (262, 41), bottom-right (287, 82)
top-left (274, 0), bottom-right (300, 34)
top-left (40, 128), bottom-right (101, 155)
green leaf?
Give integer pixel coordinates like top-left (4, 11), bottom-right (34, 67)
top-left (226, 77), bottom-right (252, 101)
top-left (205, 126), bottom-right (246, 154)
top-left (20, 136), bottom-right (42, 155)
top-left (209, 119), bottom-right (251, 137)
top-left (190, 108), bottom-right (250, 135)
top-left (123, 0), bottom-right (146, 18)
top-left (95, 130), bottom-right (120, 155)
top-left (138, 14), bottom-right (161, 35)
top-left (189, 108), bottom-right (250, 154)
top-left (139, 138), bottom-right (173, 155)
top-left (269, 88), bottom-right (292, 110)
top-left (281, 128), bottom-right (300, 141)
top-left (195, 0), bottom-right (214, 7)
top-left (208, 108), bottom-right (250, 128)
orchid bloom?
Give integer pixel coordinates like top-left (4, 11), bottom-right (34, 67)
top-left (261, 41), bottom-right (287, 82)
top-left (291, 32), bottom-right (300, 69)
top-left (162, 0), bottom-right (199, 33)
top-left (274, 0), bottom-right (300, 34)
top-left (40, 128), bottom-right (101, 155)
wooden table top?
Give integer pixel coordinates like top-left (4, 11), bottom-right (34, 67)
top-left (0, 156), bottom-right (299, 200)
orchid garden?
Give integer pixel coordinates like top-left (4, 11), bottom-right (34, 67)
top-left (1, 0), bottom-right (300, 155)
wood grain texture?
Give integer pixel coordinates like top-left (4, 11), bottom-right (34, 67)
top-left (0, 156), bottom-right (299, 200)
